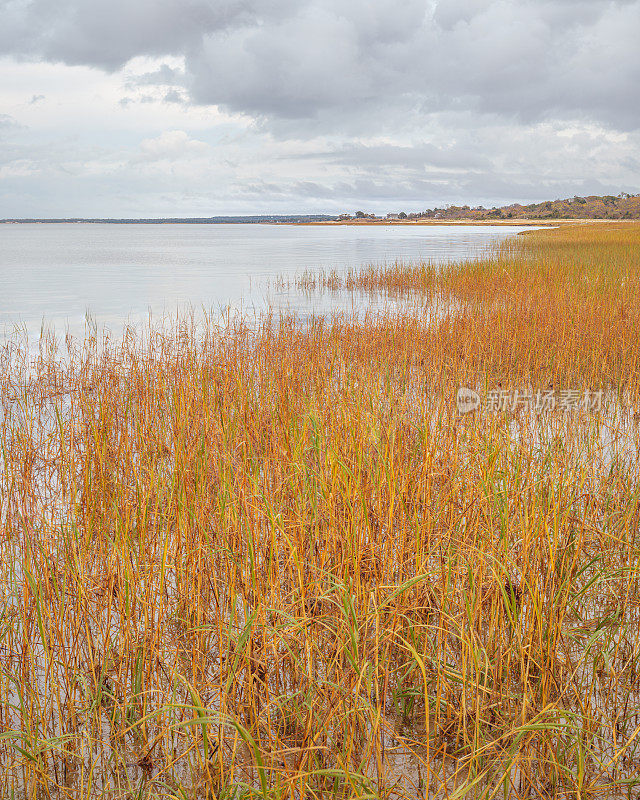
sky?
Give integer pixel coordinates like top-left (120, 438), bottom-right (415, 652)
top-left (0, 0), bottom-right (639, 217)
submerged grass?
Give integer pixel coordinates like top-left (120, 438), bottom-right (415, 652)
top-left (1, 223), bottom-right (640, 798)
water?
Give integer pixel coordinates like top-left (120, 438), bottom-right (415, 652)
top-left (0, 222), bottom-right (532, 341)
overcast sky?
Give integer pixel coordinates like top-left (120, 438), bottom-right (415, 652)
top-left (0, 0), bottom-right (639, 217)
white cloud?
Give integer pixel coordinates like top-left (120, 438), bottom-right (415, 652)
top-left (136, 130), bottom-right (210, 161)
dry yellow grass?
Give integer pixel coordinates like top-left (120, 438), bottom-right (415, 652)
top-left (1, 223), bottom-right (640, 798)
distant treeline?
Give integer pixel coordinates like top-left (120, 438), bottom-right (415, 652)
top-left (384, 193), bottom-right (640, 221)
top-left (4, 195), bottom-right (640, 224)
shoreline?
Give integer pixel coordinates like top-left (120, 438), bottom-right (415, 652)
top-left (300, 217), bottom-right (631, 226)
top-left (0, 217), bottom-right (632, 226)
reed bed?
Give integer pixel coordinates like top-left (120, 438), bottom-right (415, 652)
top-left (1, 223), bottom-right (640, 798)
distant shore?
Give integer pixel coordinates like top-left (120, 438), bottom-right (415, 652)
top-left (302, 218), bottom-right (607, 226)
top-left (0, 217), bottom-right (625, 226)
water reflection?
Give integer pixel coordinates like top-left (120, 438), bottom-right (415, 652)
top-left (0, 222), bottom-right (538, 341)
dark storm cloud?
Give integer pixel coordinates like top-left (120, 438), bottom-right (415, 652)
top-left (1, 0), bottom-right (638, 130)
top-left (0, 0), bottom-right (253, 69)
top-left (188, 0), bottom-right (640, 129)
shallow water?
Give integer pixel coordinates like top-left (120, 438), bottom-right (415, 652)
top-left (0, 222), bottom-right (533, 341)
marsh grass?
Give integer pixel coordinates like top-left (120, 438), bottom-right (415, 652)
top-left (1, 223), bottom-right (640, 798)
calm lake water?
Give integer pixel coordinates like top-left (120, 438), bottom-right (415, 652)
top-left (0, 223), bottom-right (531, 342)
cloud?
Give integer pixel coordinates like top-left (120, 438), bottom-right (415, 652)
top-left (135, 130), bottom-right (210, 162)
top-left (287, 142), bottom-right (490, 171)
top-left (0, 0), bottom-right (638, 216)
top-left (163, 89), bottom-right (186, 104)
top-left (127, 63), bottom-right (185, 87)
top-left (0, 0), bottom-right (251, 70)
top-left (0, 159), bottom-right (40, 178)
top-left (1, 0), bottom-right (638, 131)
top-left (0, 113), bottom-right (19, 129)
